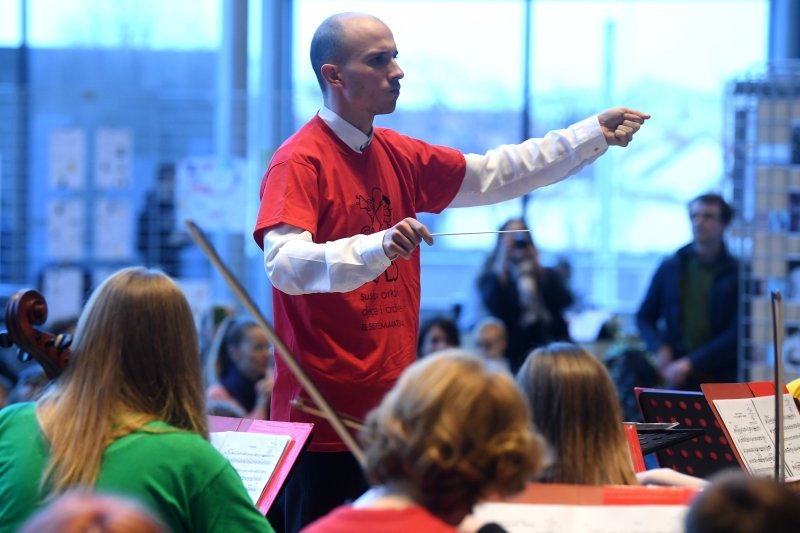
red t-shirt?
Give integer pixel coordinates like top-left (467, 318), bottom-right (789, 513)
top-left (254, 116), bottom-right (465, 451)
top-left (302, 504), bottom-right (457, 533)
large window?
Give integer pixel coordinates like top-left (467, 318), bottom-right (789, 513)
top-left (0, 1), bottom-right (769, 318)
top-left (7, 0), bottom-right (222, 49)
top-left (293, 0), bottom-right (767, 314)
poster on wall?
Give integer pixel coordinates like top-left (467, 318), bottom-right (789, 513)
top-left (49, 128), bottom-right (86, 190)
top-left (41, 267), bottom-right (86, 323)
top-left (175, 157), bottom-right (247, 233)
top-left (95, 128), bottom-right (133, 189)
top-left (176, 278), bottom-right (212, 329)
top-left (93, 198), bottom-right (133, 260)
top-left (47, 198), bottom-right (86, 261)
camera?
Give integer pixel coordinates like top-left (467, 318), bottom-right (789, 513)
top-left (513, 234), bottom-right (529, 249)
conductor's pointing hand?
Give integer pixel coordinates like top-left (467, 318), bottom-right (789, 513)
top-left (598, 107), bottom-right (651, 147)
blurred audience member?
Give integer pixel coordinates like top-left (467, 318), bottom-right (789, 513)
top-left (473, 317), bottom-right (509, 372)
top-left (417, 316), bottom-right (460, 358)
top-left (478, 218), bottom-right (573, 373)
top-left (304, 350), bottom-right (545, 532)
top-left (636, 193), bottom-right (738, 389)
top-left (206, 398), bottom-right (247, 419)
top-left (684, 471), bottom-right (800, 533)
top-left (198, 303), bottom-right (235, 366)
top-left (137, 163), bottom-right (188, 278)
top-left (20, 490), bottom-right (167, 533)
top-left (206, 317), bottom-right (273, 419)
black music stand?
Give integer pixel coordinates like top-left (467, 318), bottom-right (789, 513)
top-left (635, 423), bottom-right (706, 455)
top-left (636, 387), bottom-right (738, 478)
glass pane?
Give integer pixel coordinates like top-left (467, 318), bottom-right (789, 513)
top-left (524, 0), bottom-right (768, 254)
top-left (0, 0), bottom-right (21, 47)
top-left (26, 0), bottom-right (221, 49)
top-left (290, 0), bottom-right (768, 313)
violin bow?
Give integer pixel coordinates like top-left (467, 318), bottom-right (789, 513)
top-left (291, 397), bottom-right (366, 432)
top-left (184, 220), bottom-right (366, 465)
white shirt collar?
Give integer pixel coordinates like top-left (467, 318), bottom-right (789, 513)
top-left (318, 106), bottom-right (373, 153)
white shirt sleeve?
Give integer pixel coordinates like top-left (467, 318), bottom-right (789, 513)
top-left (263, 115), bottom-right (607, 294)
top-left (449, 115), bottom-right (608, 208)
top-left (263, 224), bottom-right (392, 295)
top-left (635, 468), bottom-right (709, 488)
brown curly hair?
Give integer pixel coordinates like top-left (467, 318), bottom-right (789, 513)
top-left (362, 350), bottom-right (545, 524)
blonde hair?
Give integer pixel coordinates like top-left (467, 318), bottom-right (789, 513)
top-left (516, 342), bottom-right (636, 485)
top-left (363, 349), bottom-right (545, 523)
top-left (37, 267), bottom-right (208, 495)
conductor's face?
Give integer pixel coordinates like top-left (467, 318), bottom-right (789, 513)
top-left (336, 17), bottom-right (404, 120)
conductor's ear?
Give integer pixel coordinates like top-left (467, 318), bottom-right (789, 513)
top-left (321, 64), bottom-right (342, 88)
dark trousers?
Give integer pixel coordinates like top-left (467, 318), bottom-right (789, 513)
top-left (267, 450), bottom-right (367, 533)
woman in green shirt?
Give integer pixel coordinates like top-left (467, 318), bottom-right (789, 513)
top-left (0, 267), bottom-right (274, 533)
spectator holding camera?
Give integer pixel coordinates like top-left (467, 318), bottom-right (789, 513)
top-left (477, 218), bottom-right (573, 373)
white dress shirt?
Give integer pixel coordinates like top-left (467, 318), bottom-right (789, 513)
top-left (263, 106), bottom-right (607, 295)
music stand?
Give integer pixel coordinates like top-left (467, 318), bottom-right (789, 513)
top-left (771, 290), bottom-right (786, 482)
top-left (636, 387), bottom-right (738, 478)
top-left (635, 423), bottom-right (706, 455)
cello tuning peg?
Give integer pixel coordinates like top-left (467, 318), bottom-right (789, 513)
top-left (54, 334), bottom-right (72, 350)
top-left (16, 348), bottom-right (31, 363)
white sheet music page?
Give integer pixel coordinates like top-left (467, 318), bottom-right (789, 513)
top-left (712, 394), bottom-right (800, 478)
top-left (713, 397), bottom-right (776, 476)
top-left (751, 394), bottom-right (800, 476)
top-left (211, 431), bottom-right (291, 503)
top-left (472, 503), bottom-right (688, 533)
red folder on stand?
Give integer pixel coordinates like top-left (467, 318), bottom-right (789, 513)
top-left (624, 423), bottom-right (647, 473)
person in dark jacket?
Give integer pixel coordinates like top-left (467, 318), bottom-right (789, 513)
top-left (477, 218), bottom-right (573, 374)
top-left (636, 193), bottom-right (739, 389)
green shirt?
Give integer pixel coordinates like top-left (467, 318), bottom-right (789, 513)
top-left (680, 255), bottom-right (715, 353)
top-left (0, 402), bottom-right (274, 533)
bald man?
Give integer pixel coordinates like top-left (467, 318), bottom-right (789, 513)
top-left (253, 12), bottom-right (649, 531)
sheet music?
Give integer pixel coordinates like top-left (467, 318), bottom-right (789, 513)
top-left (472, 503), bottom-right (688, 533)
top-left (211, 431), bottom-right (291, 504)
top-left (713, 394), bottom-right (800, 478)
top-left (752, 394), bottom-right (800, 475)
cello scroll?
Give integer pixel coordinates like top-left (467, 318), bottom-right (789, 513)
top-left (0, 290), bottom-right (71, 379)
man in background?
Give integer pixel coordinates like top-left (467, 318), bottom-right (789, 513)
top-left (636, 193), bottom-right (739, 389)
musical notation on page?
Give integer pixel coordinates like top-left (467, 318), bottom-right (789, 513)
top-left (211, 431), bottom-right (291, 503)
top-left (713, 394), bottom-right (800, 478)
